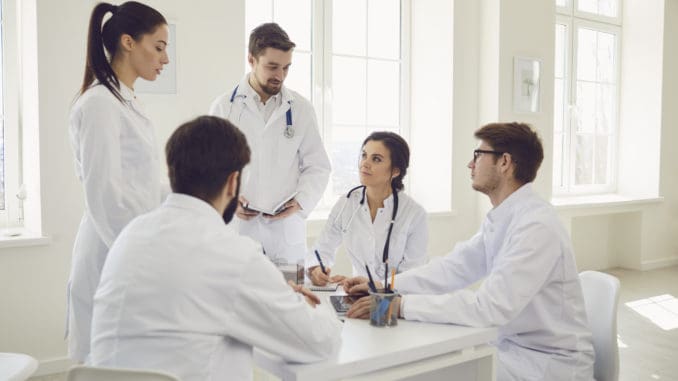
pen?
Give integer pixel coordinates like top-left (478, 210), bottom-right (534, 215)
top-left (365, 265), bottom-right (377, 293)
top-left (384, 262), bottom-right (389, 292)
top-left (390, 268), bottom-right (396, 291)
top-left (314, 250), bottom-right (327, 275)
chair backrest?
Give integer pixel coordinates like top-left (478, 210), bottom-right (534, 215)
top-left (579, 270), bottom-right (621, 381)
top-left (67, 365), bottom-right (180, 381)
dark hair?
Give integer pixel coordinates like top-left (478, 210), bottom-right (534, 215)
top-left (248, 23), bottom-right (296, 58)
top-left (166, 116), bottom-right (251, 203)
top-left (474, 122), bottom-right (544, 184)
top-left (80, 1), bottom-right (167, 101)
top-left (362, 131), bottom-right (410, 191)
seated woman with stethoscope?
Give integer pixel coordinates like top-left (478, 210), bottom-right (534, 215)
top-left (307, 131), bottom-right (428, 286)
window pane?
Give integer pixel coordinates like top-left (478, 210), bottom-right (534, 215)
top-left (330, 126), bottom-right (364, 194)
top-left (576, 27), bottom-right (598, 82)
top-left (367, 0), bottom-right (400, 59)
top-left (555, 24), bottom-right (567, 78)
top-left (367, 59), bottom-right (399, 126)
top-left (553, 132), bottom-right (565, 188)
top-left (556, 0), bottom-right (568, 7)
top-left (597, 84), bottom-right (615, 134)
top-left (286, 52), bottom-right (312, 101)
top-left (596, 30), bottom-right (616, 83)
top-left (578, 0), bottom-right (618, 18)
top-left (246, 0), bottom-right (273, 36)
top-left (333, 0), bottom-right (367, 56)
top-left (0, 3), bottom-right (4, 210)
top-left (594, 135), bottom-right (608, 185)
top-left (274, 0), bottom-right (312, 51)
top-left (554, 79), bottom-right (565, 134)
top-left (332, 56), bottom-right (366, 125)
top-left (575, 81), bottom-right (596, 133)
top-left (575, 134), bottom-right (593, 185)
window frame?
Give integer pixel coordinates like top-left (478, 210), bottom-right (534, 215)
top-left (0, 0), bottom-right (23, 229)
top-left (554, 0), bottom-right (622, 196)
top-left (246, 0), bottom-right (411, 213)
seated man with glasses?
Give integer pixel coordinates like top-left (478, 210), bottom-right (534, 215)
top-left (344, 122), bottom-right (594, 381)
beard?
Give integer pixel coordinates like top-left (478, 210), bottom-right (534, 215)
top-left (222, 180), bottom-right (241, 224)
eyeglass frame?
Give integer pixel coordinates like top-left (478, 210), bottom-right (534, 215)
top-left (472, 149), bottom-right (505, 163)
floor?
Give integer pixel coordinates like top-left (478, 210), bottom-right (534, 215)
top-left (29, 266), bottom-right (678, 381)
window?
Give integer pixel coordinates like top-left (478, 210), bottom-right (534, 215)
top-left (554, 0), bottom-right (621, 195)
top-left (245, 0), bottom-right (407, 210)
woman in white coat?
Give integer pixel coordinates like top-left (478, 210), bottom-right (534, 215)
top-left (67, 1), bottom-right (169, 362)
top-left (307, 132), bottom-right (428, 286)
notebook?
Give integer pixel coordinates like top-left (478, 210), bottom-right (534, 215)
top-left (309, 283), bottom-right (339, 292)
top-left (242, 191), bottom-right (299, 216)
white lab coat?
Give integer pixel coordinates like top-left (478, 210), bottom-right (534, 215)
top-left (90, 193), bottom-right (342, 381)
top-left (396, 184), bottom-right (595, 381)
top-left (309, 189), bottom-right (428, 278)
top-left (67, 82), bottom-right (165, 362)
top-left (209, 75), bottom-right (331, 263)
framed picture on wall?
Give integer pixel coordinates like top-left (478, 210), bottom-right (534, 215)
top-left (513, 57), bottom-right (541, 113)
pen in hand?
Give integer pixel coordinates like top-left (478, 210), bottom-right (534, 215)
top-left (314, 250), bottom-right (327, 275)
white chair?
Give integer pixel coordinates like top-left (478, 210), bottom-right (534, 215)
top-left (579, 270), bottom-right (621, 381)
top-left (67, 365), bottom-right (180, 381)
top-left (0, 353), bottom-right (38, 381)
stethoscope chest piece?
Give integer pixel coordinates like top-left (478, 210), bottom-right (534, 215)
top-left (284, 125), bottom-right (295, 139)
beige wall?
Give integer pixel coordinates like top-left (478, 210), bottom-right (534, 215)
top-left (0, 0), bottom-right (677, 375)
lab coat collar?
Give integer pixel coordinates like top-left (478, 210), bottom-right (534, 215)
top-left (239, 73), bottom-right (295, 105)
top-left (486, 183), bottom-right (533, 224)
top-left (119, 82), bottom-right (136, 102)
top-left (164, 193), bottom-right (230, 228)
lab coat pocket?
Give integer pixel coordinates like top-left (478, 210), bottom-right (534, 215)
top-left (283, 214), bottom-right (305, 245)
top-left (276, 133), bottom-right (302, 171)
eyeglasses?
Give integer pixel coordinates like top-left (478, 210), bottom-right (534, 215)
top-left (473, 149), bottom-right (504, 163)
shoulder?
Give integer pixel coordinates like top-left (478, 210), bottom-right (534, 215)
top-left (286, 88), bottom-right (313, 110)
top-left (398, 192), bottom-right (427, 217)
top-left (73, 84), bottom-right (122, 114)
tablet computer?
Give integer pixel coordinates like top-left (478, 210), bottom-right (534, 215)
top-left (330, 294), bottom-right (368, 314)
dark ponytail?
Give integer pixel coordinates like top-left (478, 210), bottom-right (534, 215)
top-left (80, 1), bottom-right (167, 102)
top-left (362, 131), bottom-right (410, 191)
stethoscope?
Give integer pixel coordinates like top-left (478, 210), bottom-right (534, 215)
top-left (229, 85), bottom-right (294, 139)
top-left (335, 184), bottom-right (399, 265)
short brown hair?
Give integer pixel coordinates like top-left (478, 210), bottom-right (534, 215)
top-left (248, 23), bottom-right (296, 58)
top-left (474, 122), bottom-right (544, 184)
top-left (166, 116), bottom-right (250, 203)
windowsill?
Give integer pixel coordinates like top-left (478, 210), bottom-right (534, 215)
top-left (552, 193), bottom-right (664, 211)
top-left (0, 228), bottom-right (51, 249)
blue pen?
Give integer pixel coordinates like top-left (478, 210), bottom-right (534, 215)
top-left (314, 250), bottom-right (327, 275)
top-left (365, 265), bottom-right (378, 293)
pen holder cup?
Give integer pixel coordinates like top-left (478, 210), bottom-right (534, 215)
top-left (369, 289), bottom-right (399, 327)
top-left (275, 259), bottom-right (304, 285)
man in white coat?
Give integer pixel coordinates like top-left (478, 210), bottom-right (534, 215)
top-left (90, 116), bottom-right (342, 381)
top-left (209, 23), bottom-right (330, 265)
top-left (344, 123), bottom-right (595, 380)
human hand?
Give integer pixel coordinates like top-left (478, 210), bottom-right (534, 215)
top-left (346, 295), bottom-right (401, 320)
top-left (288, 280), bottom-right (320, 307)
top-left (342, 276), bottom-right (383, 294)
top-left (236, 196), bottom-right (259, 220)
top-left (264, 199), bottom-right (301, 221)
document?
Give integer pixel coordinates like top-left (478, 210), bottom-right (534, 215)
top-left (242, 191), bottom-right (299, 216)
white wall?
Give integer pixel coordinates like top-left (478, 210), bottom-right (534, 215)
top-left (1, 0), bottom-right (677, 374)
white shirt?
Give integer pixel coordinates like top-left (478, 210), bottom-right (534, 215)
top-left (396, 184), bottom-right (594, 381)
top-left (309, 189), bottom-right (428, 278)
top-left (67, 82), bottom-right (165, 362)
top-left (90, 194), bottom-right (342, 381)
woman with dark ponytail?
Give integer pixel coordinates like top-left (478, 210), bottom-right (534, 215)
top-left (307, 132), bottom-right (429, 287)
top-left (67, 1), bottom-right (168, 362)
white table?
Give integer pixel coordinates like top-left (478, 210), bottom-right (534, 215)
top-left (254, 316), bottom-right (497, 381)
